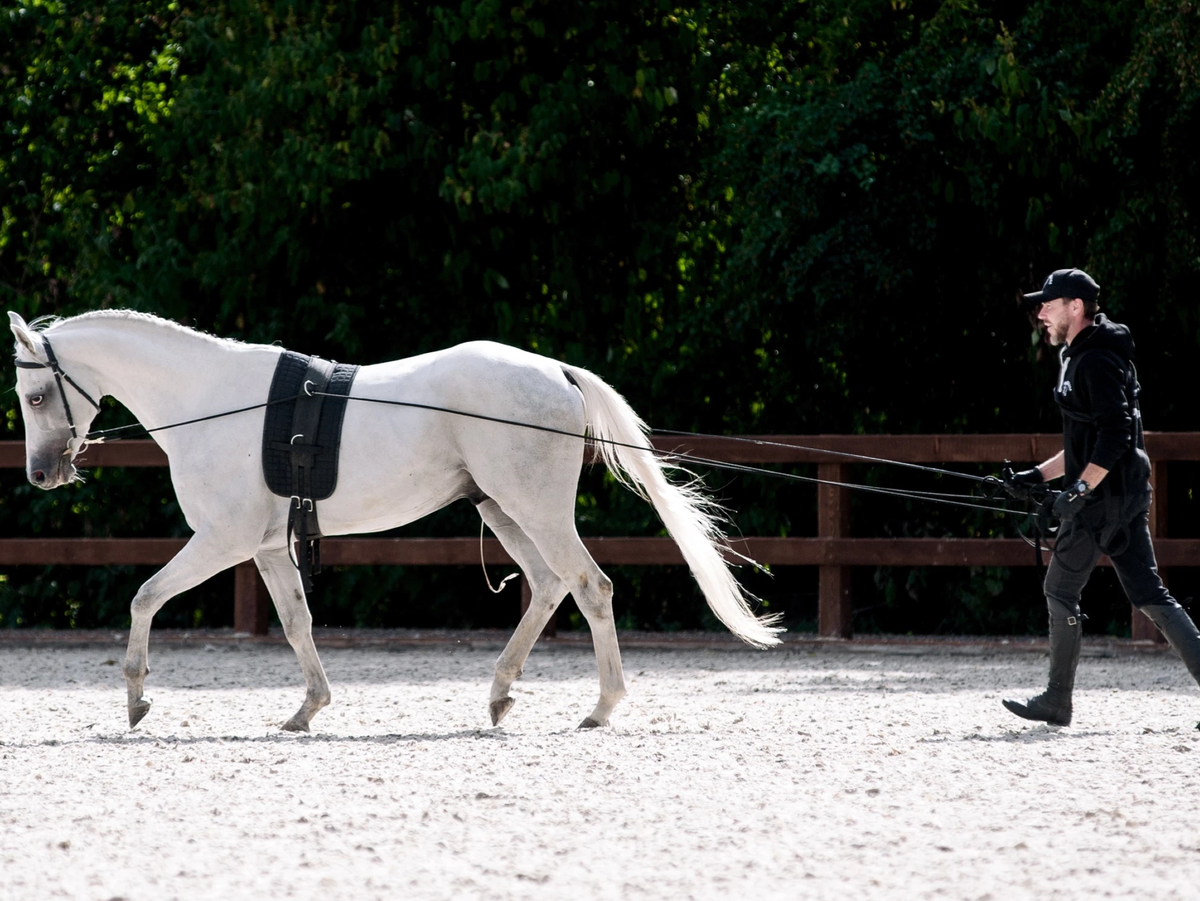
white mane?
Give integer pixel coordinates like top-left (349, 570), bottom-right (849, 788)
top-left (37, 309), bottom-right (249, 350)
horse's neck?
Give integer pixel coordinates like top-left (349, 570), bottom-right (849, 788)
top-left (50, 318), bottom-right (271, 434)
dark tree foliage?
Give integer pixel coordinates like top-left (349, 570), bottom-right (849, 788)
top-left (1, 0), bottom-right (1196, 633)
top-left (703, 0), bottom-right (1199, 631)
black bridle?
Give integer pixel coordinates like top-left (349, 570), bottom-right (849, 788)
top-left (14, 334), bottom-right (103, 444)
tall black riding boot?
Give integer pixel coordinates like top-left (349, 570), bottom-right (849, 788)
top-left (1140, 602), bottom-right (1200, 687)
top-left (1003, 613), bottom-right (1083, 726)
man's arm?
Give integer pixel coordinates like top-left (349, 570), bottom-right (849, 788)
top-left (1035, 451), bottom-right (1065, 482)
top-left (1079, 461), bottom-right (1109, 489)
top-left (1033, 451), bottom-right (1109, 487)
top-left (1081, 350), bottom-right (1134, 477)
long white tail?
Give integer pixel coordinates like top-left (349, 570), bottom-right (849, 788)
top-left (562, 364), bottom-right (783, 648)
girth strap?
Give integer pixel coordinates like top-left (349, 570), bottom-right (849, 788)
top-left (273, 357), bottom-right (336, 592)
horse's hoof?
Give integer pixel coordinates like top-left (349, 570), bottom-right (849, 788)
top-left (489, 697), bottom-right (515, 727)
top-left (128, 699), bottom-right (152, 729)
top-left (281, 716), bottom-right (310, 733)
top-left (578, 716), bottom-right (606, 730)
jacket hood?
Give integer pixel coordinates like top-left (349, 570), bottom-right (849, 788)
top-left (1065, 314), bottom-right (1135, 361)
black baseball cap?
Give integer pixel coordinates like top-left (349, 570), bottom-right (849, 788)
top-left (1022, 268), bottom-right (1100, 307)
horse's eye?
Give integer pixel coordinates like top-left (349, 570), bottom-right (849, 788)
top-left (29, 395), bottom-right (44, 407)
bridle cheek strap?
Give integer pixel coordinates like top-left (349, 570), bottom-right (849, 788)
top-left (14, 335), bottom-right (102, 442)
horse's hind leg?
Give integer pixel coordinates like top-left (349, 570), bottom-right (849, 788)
top-left (521, 524), bottom-right (625, 729)
top-left (477, 499), bottom-right (569, 726)
top-left (254, 548), bottom-right (331, 732)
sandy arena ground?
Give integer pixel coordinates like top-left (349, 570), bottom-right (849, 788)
top-left (2, 637), bottom-right (1200, 901)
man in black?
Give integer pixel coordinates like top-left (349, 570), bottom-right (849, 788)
top-left (1003, 268), bottom-right (1200, 726)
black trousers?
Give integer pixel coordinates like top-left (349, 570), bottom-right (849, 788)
top-left (1043, 492), bottom-right (1174, 618)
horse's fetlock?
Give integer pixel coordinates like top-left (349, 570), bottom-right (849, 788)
top-left (494, 661), bottom-right (522, 684)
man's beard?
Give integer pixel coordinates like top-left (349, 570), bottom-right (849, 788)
top-left (1045, 319), bottom-right (1069, 346)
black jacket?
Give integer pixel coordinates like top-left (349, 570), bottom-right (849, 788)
top-left (1054, 314), bottom-right (1151, 501)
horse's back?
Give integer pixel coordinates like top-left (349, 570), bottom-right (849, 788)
top-left (357, 340), bottom-right (567, 388)
top-left (353, 340), bottom-right (582, 432)
top-left (319, 340), bottom-right (586, 535)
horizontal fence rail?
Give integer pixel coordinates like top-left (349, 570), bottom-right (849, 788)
top-left (2, 435), bottom-right (1197, 640)
top-left (3, 536), bottom-right (1200, 569)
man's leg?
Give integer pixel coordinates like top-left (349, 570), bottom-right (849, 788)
top-left (1003, 518), bottom-right (1101, 726)
top-left (1112, 511), bottom-right (1200, 690)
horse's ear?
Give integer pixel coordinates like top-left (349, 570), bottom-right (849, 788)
top-left (9, 312), bottom-right (44, 360)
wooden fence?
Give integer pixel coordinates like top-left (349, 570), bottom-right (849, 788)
top-left (1, 434), bottom-right (1197, 640)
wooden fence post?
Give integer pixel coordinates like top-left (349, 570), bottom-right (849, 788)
top-left (234, 561), bottom-right (272, 636)
top-left (1131, 460), bottom-right (1170, 643)
top-left (818, 462), bottom-right (853, 639)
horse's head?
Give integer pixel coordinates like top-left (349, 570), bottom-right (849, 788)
top-left (9, 312), bottom-right (101, 489)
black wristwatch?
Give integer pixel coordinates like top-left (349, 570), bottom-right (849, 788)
top-left (1068, 479), bottom-right (1092, 499)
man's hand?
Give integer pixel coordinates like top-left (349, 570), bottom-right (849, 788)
top-left (1004, 467), bottom-right (1044, 502)
top-left (1052, 479), bottom-right (1092, 525)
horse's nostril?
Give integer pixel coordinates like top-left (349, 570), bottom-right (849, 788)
top-left (32, 470), bottom-right (45, 484)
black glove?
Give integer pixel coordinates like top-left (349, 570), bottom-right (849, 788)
top-left (1004, 467), bottom-right (1044, 502)
top-left (1051, 479), bottom-right (1092, 525)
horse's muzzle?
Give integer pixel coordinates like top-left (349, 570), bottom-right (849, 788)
top-left (27, 456), bottom-right (74, 490)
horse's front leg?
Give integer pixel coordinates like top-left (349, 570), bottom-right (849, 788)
top-left (253, 547), bottom-right (330, 732)
top-left (123, 533), bottom-right (249, 728)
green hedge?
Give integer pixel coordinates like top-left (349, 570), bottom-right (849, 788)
top-left (2, 0), bottom-right (1197, 633)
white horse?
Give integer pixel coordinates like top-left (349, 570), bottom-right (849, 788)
top-left (9, 310), bottom-right (780, 731)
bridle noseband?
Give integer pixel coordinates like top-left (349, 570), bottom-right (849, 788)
top-left (14, 334), bottom-right (102, 443)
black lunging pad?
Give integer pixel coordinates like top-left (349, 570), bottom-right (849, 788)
top-left (262, 351), bottom-right (358, 500)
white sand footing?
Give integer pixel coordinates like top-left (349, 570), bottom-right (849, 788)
top-left (2, 643), bottom-right (1198, 900)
